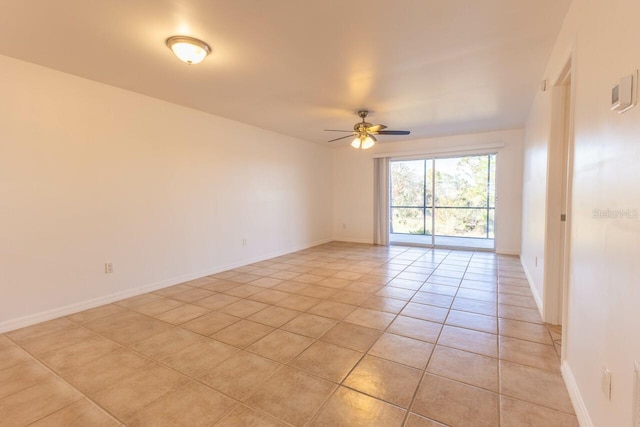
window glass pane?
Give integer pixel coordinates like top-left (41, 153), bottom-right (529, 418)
top-left (391, 208), bottom-right (425, 234)
top-left (425, 159), bottom-right (433, 207)
top-left (389, 154), bottom-right (495, 247)
top-left (434, 208), bottom-right (488, 238)
top-left (390, 160), bottom-right (425, 207)
top-left (488, 208), bottom-right (495, 238)
top-left (434, 156), bottom-right (489, 208)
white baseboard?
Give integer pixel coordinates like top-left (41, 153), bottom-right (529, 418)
top-left (0, 237), bottom-right (333, 334)
top-left (0, 287), bottom-right (144, 335)
top-left (561, 361), bottom-right (594, 427)
top-left (520, 255), bottom-right (544, 319)
top-left (495, 247), bottom-right (520, 256)
top-left (332, 237), bottom-right (374, 244)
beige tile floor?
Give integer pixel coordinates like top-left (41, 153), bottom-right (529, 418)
top-left (0, 242), bottom-right (578, 426)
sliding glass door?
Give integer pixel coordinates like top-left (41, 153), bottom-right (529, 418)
top-left (389, 154), bottom-right (496, 249)
top-left (390, 159), bottom-right (432, 235)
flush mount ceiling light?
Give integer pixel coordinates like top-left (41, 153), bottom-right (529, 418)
top-left (166, 36), bottom-right (211, 65)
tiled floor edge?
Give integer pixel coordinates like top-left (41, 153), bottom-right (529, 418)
top-left (331, 238), bottom-right (374, 244)
top-left (0, 237), bottom-right (334, 335)
top-left (2, 244), bottom-right (578, 426)
top-left (0, 288), bottom-right (142, 335)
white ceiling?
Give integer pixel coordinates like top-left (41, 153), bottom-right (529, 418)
top-left (0, 0), bottom-right (571, 144)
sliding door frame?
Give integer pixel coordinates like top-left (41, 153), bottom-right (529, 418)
top-left (389, 152), bottom-right (498, 251)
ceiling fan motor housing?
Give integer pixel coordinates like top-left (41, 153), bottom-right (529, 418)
top-left (355, 110), bottom-right (371, 132)
top-left (354, 122), bottom-right (372, 131)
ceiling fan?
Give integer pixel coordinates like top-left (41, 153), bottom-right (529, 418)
top-left (325, 110), bottom-right (411, 149)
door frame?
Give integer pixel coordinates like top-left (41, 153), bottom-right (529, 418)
top-left (388, 153), bottom-right (498, 250)
top-left (543, 51), bottom-right (575, 341)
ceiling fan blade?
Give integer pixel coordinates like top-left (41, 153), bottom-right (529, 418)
top-left (367, 124), bottom-right (387, 133)
top-left (377, 130), bottom-right (411, 135)
top-left (328, 134), bottom-right (356, 143)
top-left (324, 129), bottom-right (355, 132)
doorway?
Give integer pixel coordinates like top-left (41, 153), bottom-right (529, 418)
top-left (544, 57), bottom-right (574, 331)
top-left (389, 153), bottom-right (497, 250)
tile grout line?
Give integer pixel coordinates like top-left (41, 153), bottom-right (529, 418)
top-left (400, 249), bottom-right (472, 427)
top-left (3, 333), bottom-right (126, 426)
top-left (61, 301), bottom-right (307, 425)
top-left (59, 315), bottom-right (264, 425)
top-left (313, 246), bottom-right (455, 425)
top-left (303, 245), bottom-right (424, 426)
top-left (3, 243), bottom-right (568, 426)
top-left (178, 247), bottom-right (532, 419)
top-left (260, 248), bottom-right (561, 421)
top-left (298, 246), bottom-right (413, 426)
top-left (23, 397), bottom-right (120, 427)
top-left (212, 244), bottom-right (418, 425)
top-left (51, 247), bottom-right (409, 426)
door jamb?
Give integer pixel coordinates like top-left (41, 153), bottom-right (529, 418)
top-left (542, 50), bottom-right (575, 365)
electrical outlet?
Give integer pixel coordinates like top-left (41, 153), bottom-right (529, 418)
top-left (242, 238), bottom-right (247, 247)
top-left (601, 366), bottom-right (612, 400)
top-left (535, 256), bottom-right (538, 267)
top-left (105, 262), bottom-right (114, 274)
top-left (342, 223), bottom-right (346, 230)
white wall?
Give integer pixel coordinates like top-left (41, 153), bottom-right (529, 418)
top-left (521, 90), bottom-right (552, 307)
top-left (333, 129), bottom-right (524, 254)
top-left (0, 55), bottom-right (333, 331)
top-left (521, 0), bottom-right (640, 425)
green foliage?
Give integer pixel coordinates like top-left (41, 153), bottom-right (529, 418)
top-left (390, 160), bottom-right (430, 234)
top-left (435, 208), bottom-right (489, 238)
top-left (391, 208), bottom-right (429, 235)
top-left (390, 155), bottom-right (496, 239)
top-left (435, 156), bottom-right (490, 208)
top-left (390, 160), bottom-right (426, 206)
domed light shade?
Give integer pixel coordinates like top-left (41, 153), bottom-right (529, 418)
top-left (166, 36), bottom-right (211, 65)
top-left (351, 134), bottom-right (376, 150)
top-left (361, 135), bottom-right (376, 149)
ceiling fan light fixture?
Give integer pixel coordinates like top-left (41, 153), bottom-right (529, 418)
top-left (325, 110), bottom-right (410, 147)
top-left (361, 135), bottom-right (376, 149)
top-left (166, 36), bottom-right (211, 65)
top-left (350, 134), bottom-right (376, 150)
